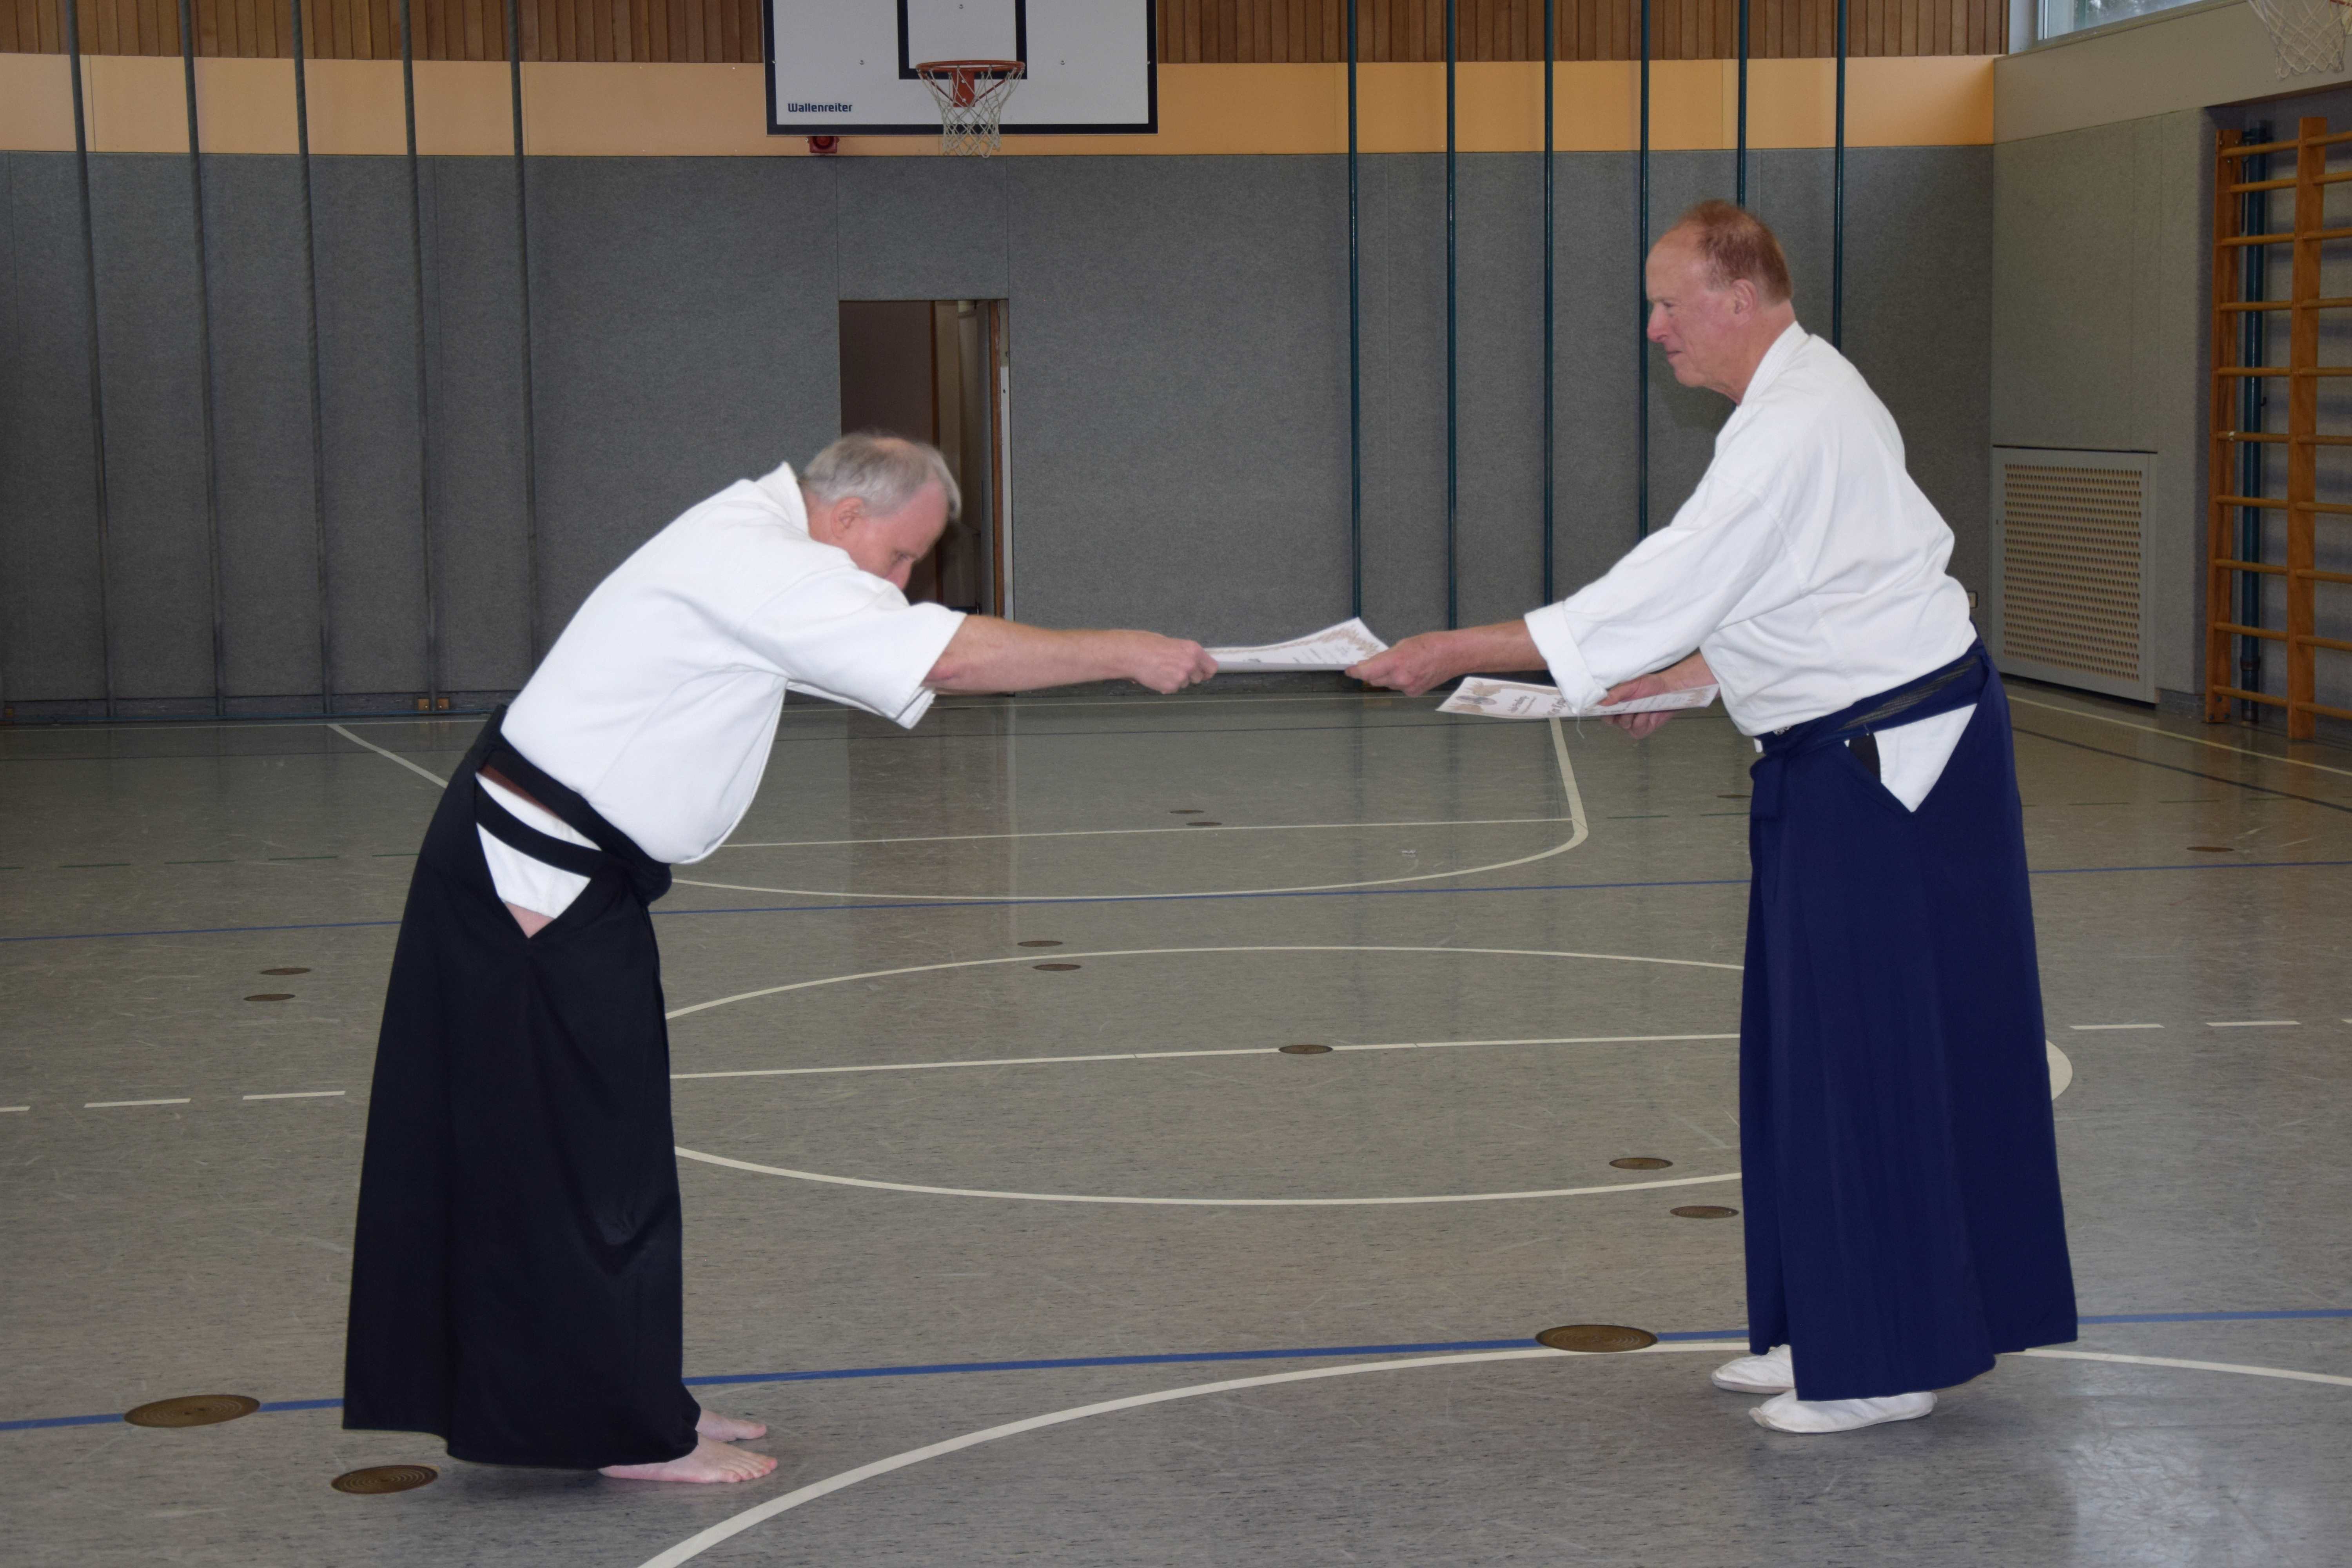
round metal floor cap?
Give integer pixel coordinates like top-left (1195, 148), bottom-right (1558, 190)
top-left (1671, 1204), bottom-right (1739, 1219)
top-left (1016, 939), bottom-right (1063, 947)
top-left (1032, 962), bottom-right (1082, 971)
top-left (1535, 1324), bottom-right (1659, 1354)
top-left (1278, 1043), bottom-right (1333, 1055)
top-left (245, 993), bottom-right (294, 1002)
top-left (1610, 1156), bottom-right (1673, 1170)
top-left (331, 1464), bottom-right (438, 1495)
top-left (124, 1394), bottom-right (260, 1428)
top-left (260, 967), bottom-right (310, 976)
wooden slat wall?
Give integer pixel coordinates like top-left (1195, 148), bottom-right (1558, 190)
top-left (1155, 0), bottom-right (2005, 60)
top-left (0, 0), bottom-right (764, 59)
top-left (0, 0), bottom-right (2003, 60)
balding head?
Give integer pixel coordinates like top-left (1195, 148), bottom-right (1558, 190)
top-left (1666, 200), bottom-right (1793, 305)
top-left (1644, 202), bottom-right (1800, 403)
top-left (799, 432), bottom-right (958, 590)
top-left (803, 431), bottom-right (961, 523)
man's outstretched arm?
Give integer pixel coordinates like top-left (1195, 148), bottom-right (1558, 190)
top-left (926, 615), bottom-right (1218, 695)
top-left (1346, 621), bottom-right (1541, 696)
top-left (1350, 623), bottom-right (1713, 739)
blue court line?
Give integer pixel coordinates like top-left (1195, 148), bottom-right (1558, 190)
top-left (2011, 726), bottom-right (2352, 815)
top-left (2, 858), bottom-right (2348, 947)
top-left (8, 1309), bottom-right (2350, 1435)
top-left (2078, 1309), bottom-right (2352, 1325)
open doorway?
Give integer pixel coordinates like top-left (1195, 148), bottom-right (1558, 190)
top-left (838, 299), bottom-right (1011, 615)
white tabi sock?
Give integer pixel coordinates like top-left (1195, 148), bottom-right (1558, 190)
top-left (1710, 1344), bottom-right (1794, 1394)
top-left (1750, 1389), bottom-right (1936, 1434)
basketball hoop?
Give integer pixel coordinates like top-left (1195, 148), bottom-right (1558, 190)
top-left (2250, 0), bottom-right (2352, 78)
top-left (915, 59), bottom-right (1024, 157)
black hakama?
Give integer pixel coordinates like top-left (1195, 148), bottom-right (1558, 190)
top-left (1740, 645), bottom-right (2077, 1401)
top-left (343, 712), bottom-right (700, 1468)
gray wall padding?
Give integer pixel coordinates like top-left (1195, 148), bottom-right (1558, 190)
top-left (1009, 156), bottom-right (1354, 641)
top-left (526, 157), bottom-right (840, 633)
top-left (837, 157), bottom-right (1011, 301)
top-left (0, 146), bottom-right (1994, 708)
top-left (1840, 147), bottom-right (1998, 601)
top-left (201, 155), bottom-right (331, 699)
top-left (311, 156), bottom-right (429, 698)
top-left (2, 155), bottom-right (111, 702)
top-left (419, 157), bottom-right (535, 696)
top-left (85, 154), bottom-right (214, 701)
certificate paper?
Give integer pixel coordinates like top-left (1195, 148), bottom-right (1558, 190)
top-left (1206, 618), bottom-right (1390, 671)
top-left (1439, 677), bottom-right (1720, 720)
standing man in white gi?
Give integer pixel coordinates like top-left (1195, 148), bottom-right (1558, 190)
top-left (345, 434), bottom-right (1217, 1483)
top-left (1352, 202), bottom-right (2075, 1434)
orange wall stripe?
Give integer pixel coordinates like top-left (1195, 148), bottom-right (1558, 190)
top-left (0, 54), bottom-right (1993, 154)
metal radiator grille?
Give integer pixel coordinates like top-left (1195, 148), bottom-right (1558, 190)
top-left (1997, 461), bottom-right (2146, 686)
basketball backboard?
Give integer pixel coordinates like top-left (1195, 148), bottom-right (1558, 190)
top-left (767, 1), bottom-right (1156, 137)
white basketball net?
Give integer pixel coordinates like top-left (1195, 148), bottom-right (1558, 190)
top-left (2249, 0), bottom-right (2352, 78)
top-left (916, 62), bottom-right (1024, 158)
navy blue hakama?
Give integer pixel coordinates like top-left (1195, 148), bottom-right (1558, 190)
top-left (1740, 645), bottom-right (2077, 1400)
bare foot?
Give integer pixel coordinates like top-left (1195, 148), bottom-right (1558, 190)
top-left (600, 1437), bottom-right (777, 1484)
top-left (697, 1407), bottom-right (768, 1442)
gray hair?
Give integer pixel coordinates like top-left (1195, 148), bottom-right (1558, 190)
top-left (803, 431), bottom-right (961, 521)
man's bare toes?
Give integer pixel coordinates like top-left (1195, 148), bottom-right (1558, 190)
top-left (720, 1439), bottom-right (776, 1476)
top-left (600, 1437), bottom-right (777, 1485)
top-left (697, 1408), bottom-right (769, 1441)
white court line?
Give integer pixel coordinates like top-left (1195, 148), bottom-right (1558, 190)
top-left (83, 1098), bottom-right (190, 1109)
top-left (327, 724), bottom-right (447, 788)
top-left (668, 951), bottom-right (2066, 1204)
top-left (241, 1090), bottom-right (345, 1100)
top-left (2071, 1023), bottom-right (2163, 1031)
top-left (329, 709), bottom-right (1588, 906)
top-left (2020, 1347), bottom-right (2352, 1389)
top-left (636, 1341), bottom-right (2352, 1568)
top-left (676, 719), bottom-right (1588, 903)
top-left (723, 815), bottom-right (1573, 850)
top-left (2006, 693), bottom-right (2352, 781)
top-left (671, 1033), bottom-right (1739, 1082)
top-left (662, 944), bottom-right (1740, 1024)
top-left (2207, 1020), bottom-right (2301, 1028)
top-left (632, 1347), bottom-right (1597, 1568)
top-left (673, 1147), bottom-right (1742, 1207)
top-left (0, 1106), bottom-right (26, 1114)
top-left (678, 1042), bottom-right (2067, 1202)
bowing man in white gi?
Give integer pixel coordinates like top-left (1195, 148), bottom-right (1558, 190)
top-left (345, 433), bottom-right (1218, 1483)
top-left (1352, 201), bottom-right (2074, 1434)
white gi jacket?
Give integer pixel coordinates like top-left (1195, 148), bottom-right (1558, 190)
top-left (1523, 324), bottom-right (1978, 808)
top-left (486, 461), bottom-right (965, 917)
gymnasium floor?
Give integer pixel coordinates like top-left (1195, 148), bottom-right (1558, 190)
top-left (3, 683), bottom-right (2349, 1566)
